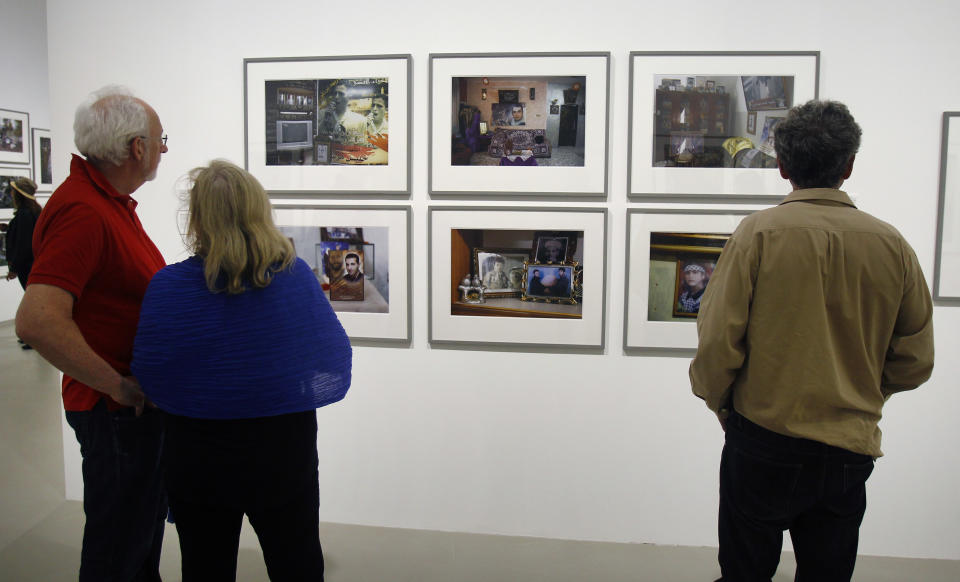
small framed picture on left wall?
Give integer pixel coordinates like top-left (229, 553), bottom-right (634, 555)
top-left (0, 109), bottom-right (31, 165)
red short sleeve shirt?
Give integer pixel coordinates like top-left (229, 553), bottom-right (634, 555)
top-left (29, 155), bottom-right (166, 411)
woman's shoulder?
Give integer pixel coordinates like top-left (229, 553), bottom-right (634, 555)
top-left (147, 257), bottom-right (205, 293)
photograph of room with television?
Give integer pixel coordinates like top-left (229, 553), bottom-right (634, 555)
top-left (451, 76), bottom-right (586, 167)
top-left (265, 77), bottom-right (389, 166)
top-left (652, 75), bottom-right (793, 168)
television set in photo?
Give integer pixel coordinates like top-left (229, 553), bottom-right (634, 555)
top-left (276, 120), bottom-right (313, 150)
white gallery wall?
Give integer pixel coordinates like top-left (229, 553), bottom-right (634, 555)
top-left (0, 0), bottom-right (49, 322)
top-left (42, 0), bottom-right (960, 561)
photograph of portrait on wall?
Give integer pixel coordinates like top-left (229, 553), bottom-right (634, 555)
top-left (449, 75), bottom-right (587, 168)
top-left (264, 77), bottom-right (389, 167)
top-left (0, 109), bottom-right (30, 165)
top-left (522, 263), bottom-right (578, 304)
top-left (746, 111), bottom-right (757, 135)
top-left (329, 248), bottom-right (365, 301)
top-left (473, 247), bottom-right (530, 298)
top-left (32, 128), bottom-right (52, 192)
top-left (672, 260), bottom-right (715, 317)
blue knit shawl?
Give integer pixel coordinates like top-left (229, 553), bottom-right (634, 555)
top-left (133, 256), bottom-right (352, 419)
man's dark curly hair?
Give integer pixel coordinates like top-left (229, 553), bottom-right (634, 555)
top-left (774, 100), bottom-right (861, 189)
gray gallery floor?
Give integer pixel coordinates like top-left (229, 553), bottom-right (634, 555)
top-left (1, 321), bottom-right (957, 581)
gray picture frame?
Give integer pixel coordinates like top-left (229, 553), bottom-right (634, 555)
top-left (429, 52), bottom-right (610, 198)
top-left (934, 111), bottom-right (960, 303)
top-left (243, 54), bottom-right (412, 197)
top-left (626, 51), bottom-right (820, 201)
top-left (428, 206), bottom-right (607, 351)
top-left (271, 204), bottom-right (413, 345)
top-left (0, 108), bottom-right (31, 165)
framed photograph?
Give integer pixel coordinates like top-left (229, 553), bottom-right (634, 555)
top-left (273, 205), bottom-right (411, 343)
top-left (31, 128), bottom-right (52, 192)
top-left (0, 166), bottom-right (33, 220)
top-left (533, 230), bottom-right (578, 263)
top-left (758, 116), bottom-right (784, 156)
top-left (328, 248), bottom-right (365, 301)
top-left (321, 226), bottom-right (364, 243)
top-left (429, 207), bottom-right (607, 348)
top-left (934, 112), bottom-right (960, 301)
top-left (627, 51), bottom-right (819, 199)
top-left (430, 52), bottom-right (610, 196)
top-left (473, 247), bottom-right (531, 298)
top-left (624, 209), bottom-right (753, 351)
top-left (244, 54), bottom-right (411, 195)
top-left (522, 262), bottom-right (579, 304)
top-left (0, 109), bottom-right (30, 165)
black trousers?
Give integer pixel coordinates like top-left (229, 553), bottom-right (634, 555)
top-left (718, 410), bottom-right (875, 582)
top-left (164, 410), bottom-right (324, 582)
top-left (65, 400), bottom-right (167, 582)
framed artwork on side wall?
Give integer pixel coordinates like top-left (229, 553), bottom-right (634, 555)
top-left (32, 128), bottom-right (52, 192)
top-left (244, 54), bottom-right (411, 195)
top-left (934, 111), bottom-right (960, 301)
top-left (0, 166), bottom-right (33, 220)
top-left (0, 109), bottom-right (31, 165)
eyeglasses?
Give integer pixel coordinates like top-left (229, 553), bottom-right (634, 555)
top-left (137, 134), bottom-right (168, 146)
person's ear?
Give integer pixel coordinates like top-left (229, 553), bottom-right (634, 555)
top-left (130, 136), bottom-right (145, 161)
top-left (842, 155), bottom-right (855, 180)
top-left (777, 158), bottom-right (790, 180)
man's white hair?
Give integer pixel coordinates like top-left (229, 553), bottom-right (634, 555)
top-left (74, 85), bottom-right (149, 166)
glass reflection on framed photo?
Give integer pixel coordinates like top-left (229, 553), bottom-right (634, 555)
top-left (625, 210), bottom-right (752, 350)
top-left (244, 55), bottom-right (411, 194)
top-left (473, 247), bottom-right (530, 298)
top-left (627, 51), bottom-right (819, 199)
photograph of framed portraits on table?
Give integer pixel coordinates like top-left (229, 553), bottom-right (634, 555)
top-left (429, 207), bottom-right (606, 348)
top-left (623, 209), bottom-right (752, 351)
top-left (1, 166), bottom-right (33, 220)
top-left (273, 205), bottom-right (411, 342)
top-left (244, 54), bottom-right (411, 195)
top-left (627, 52), bottom-right (819, 200)
top-left (934, 111), bottom-right (960, 301)
top-left (0, 109), bottom-right (30, 165)
top-left (31, 128), bottom-right (52, 192)
top-left (429, 52), bottom-right (610, 196)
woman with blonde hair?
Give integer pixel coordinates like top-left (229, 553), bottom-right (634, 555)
top-left (133, 160), bottom-right (351, 581)
top-left (3, 177), bottom-right (42, 349)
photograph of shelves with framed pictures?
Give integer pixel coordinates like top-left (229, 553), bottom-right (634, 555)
top-left (429, 52), bottom-right (610, 196)
top-left (430, 207), bottom-right (607, 348)
top-left (272, 205), bottom-right (411, 343)
top-left (623, 209), bottom-right (753, 351)
top-left (934, 111), bottom-right (960, 302)
top-left (244, 54), bottom-right (411, 195)
top-left (627, 51), bottom-right (819, 199)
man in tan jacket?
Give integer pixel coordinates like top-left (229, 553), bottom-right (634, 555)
top-left (690, 100), bottom-right (934, 582)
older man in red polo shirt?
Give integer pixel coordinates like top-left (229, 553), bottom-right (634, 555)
top-left (17, 86), bottom-right (168, 582)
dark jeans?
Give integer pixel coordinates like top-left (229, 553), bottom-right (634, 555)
top-left (65, 400), bottom-right (167, 582)
top-left (718, 410), bottom-right (875, 582)
top-left (164, 410), bottom-right (324, 582)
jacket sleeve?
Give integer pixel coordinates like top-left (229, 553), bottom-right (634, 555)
top-left (880, 240), bottom-right (934, 398)
top-left (689, 228), bottom-right (756, 414)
